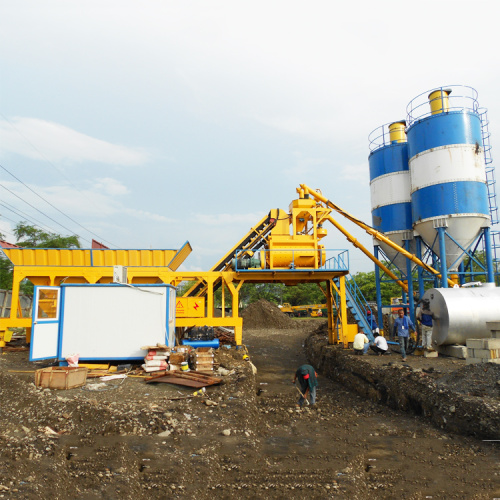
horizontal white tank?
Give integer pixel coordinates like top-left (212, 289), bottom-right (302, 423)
top-left (422, 285), bottom-right (500, 346)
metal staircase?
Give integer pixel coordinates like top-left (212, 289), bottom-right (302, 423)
top-left (335, 274), bottom-right (375, 342)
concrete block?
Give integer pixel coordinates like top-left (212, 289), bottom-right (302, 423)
top-left (423, 350), bottom-right (438, 358)
top-left (486, 321), bottom-right (500, 332)
top-left (487, 358), bottom-right (500, 364)
top-left (474, 348), bottom-right (500, 359)
top-left (466, 357), bottom-right (481, 365)
top-left (466, 339), bottom-right (485, 349)
top-left (484, 338), bottom-right (500, 350)
top-left (436, 344), bottom-right (467, 359)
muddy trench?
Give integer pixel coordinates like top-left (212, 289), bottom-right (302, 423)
top-left (304, 332), bottom-right (500, 441)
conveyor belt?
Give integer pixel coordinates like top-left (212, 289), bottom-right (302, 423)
top-left (184, 210), bottom-right (280, 297)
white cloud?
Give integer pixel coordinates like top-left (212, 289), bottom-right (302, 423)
top-left (122, 208), bottom-right (173, 223)
top-left (0, 180), bottom-right (173, 235)
top-left (0, 117), bottom-right (150, 166)
top-left (340, 164), bottom-right (369, 182)
top-left (94, 178), bottom-right (129, 196)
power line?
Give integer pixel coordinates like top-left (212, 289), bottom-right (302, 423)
top-left (0, 201), bottom-right (58, 234)
top-left (0, 114), bottom-right (117, 247)
top-left (0, 162), bottom-right (116, 247)
top-left (0, 182), bottom-right (90, 244)
top-left (0, 113), bottom-right (101, 205)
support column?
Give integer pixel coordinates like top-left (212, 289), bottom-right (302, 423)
top-left (432, 252), bottom-right (440, 288)
top-left (483, 226), bottom-right (495, 283)
top-left (415, 236), bottom-right (425, 299)
top-left (437, 227), bottom-right (448, 288)
top-left (326, 279), bottom-right (335, 344)
top-left (405, 239), bottom-right (415, 323)
top-left (458, 261), bottom-right (465, 286)
top-left (339, 276), bottom-right (348, 348)
top-left (374, 245), bottom-right (383, 334)
top-left (225, 277), bottom-right (244, 346)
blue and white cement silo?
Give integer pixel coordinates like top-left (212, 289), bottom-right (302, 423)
top-left (368, 121), bottom-right (415, 274)
top-left (406, 85), bottom-right (493, 285)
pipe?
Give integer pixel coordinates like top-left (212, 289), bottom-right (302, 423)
top-left (325, 215), bottom-right (408, 292)
top-left (299, 184), bottom-right (455, 288)
top-left (374, 245), bottom-right (383, 332)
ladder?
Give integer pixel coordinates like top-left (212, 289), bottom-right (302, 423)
top-left (480, 109), bottom-right (500, 271)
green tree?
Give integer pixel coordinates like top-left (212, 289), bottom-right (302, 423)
top-left (0, 257), bottom-right (13, 290)
top-left (14, 223), bottom-right (80, 248)
top-left (282, 282), bottom-right (326, 306)
top-left (0, 223), bottom-right (81, 295)
top-left (352, 270), bottom-right (402, 304)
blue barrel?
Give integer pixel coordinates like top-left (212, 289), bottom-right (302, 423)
top-left (182, 339), bottom-right (220, 348)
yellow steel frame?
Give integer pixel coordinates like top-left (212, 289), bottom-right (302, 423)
top-left (0, 267), bottom-right (351, 349)
top-left (1, 190), bottom-right (369, 349)
top-left (300, 184), bottom-right (455, 287)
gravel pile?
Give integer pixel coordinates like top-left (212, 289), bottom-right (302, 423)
top-left (436, 363), bottom-right (500, 399)
top-left (241, 299), bottom-right (296, 329)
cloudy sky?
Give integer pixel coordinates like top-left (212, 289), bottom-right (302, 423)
top-left (1, 0), bottom-right (499, 273)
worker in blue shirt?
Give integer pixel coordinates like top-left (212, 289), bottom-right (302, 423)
top-left (367, 311), bottom-right (379, 335)
top-left (417, 308), bottom-right (434, 351)
top-left (392, 308), bottom-right (415, 362)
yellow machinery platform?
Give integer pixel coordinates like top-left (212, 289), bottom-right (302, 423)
top-left (1, 185), bottom-right (447, 349)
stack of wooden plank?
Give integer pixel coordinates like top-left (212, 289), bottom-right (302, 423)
top-left (145, 370), bottom-right (222, 388)
top-left (190, 347), bottom-right (214, 373)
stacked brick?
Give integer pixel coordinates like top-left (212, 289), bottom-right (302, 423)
top-left (466, 338), bottom-right (500, 365)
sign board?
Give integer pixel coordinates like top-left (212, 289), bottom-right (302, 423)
top-left (176, 297), bottom-right (205, 318)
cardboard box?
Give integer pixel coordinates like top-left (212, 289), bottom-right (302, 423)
top-left (35, 366), bottom-right (88, 390)
top-left (170, 353), bottom-right (186, 364)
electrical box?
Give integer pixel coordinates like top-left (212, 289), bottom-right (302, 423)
top-left (113, 266), bottom-right (128, 284)
top-left (176, 297), bottom-right (205, 317)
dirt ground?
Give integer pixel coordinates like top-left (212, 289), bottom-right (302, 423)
top-left (0, 317), bottom-right (499, 499)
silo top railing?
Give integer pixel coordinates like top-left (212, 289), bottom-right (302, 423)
top-left (368, 121), bottom-right (407, 153)
top-left (406, 85), bottom-right (479, 127)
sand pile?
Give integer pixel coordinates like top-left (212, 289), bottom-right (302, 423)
top-left (241, 299), bottom-right (296, 329)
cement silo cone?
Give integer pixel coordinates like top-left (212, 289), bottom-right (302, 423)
top-left (406, 86), bottom-right (490, 271)
top-left (369, 121), bottom-right (415, 275)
